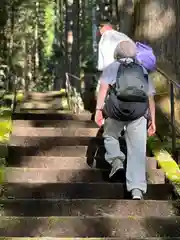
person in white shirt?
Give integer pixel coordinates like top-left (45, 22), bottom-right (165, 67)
top-left (97, 23), bottom-right (136, 71)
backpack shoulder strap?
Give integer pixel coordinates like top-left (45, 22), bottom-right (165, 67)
top-left (115, 62), bottom-right (124, 89)
top-left (115, 59), bottom-right (133, 88)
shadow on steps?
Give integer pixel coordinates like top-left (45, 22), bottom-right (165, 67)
top-left (86, 126), bottom-right (127, 184)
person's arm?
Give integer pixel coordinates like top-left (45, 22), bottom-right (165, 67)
top-left (96, 81), bottom-right (109, 110)
top-left (143, 69), bottom-right (156, 124)
top-left (148, 96), bottom-right (155, 124)
top-left (97, 48), bottom-right (104, 71)
top-left (94, 76), bottom-right (109, 126)
top-left (95, 62), bottom-right (118, 126)
top-left (147, 75), bottom-right (156, 123)
top-left (146, 74), bottom-right (156, 136)
top-left (97, 35), bottom-right (104, 71)
top-left (96, 62), bottom-right (115, 109)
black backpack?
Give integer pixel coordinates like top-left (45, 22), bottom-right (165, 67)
top-left (103, 59), bottom-right (149, 121)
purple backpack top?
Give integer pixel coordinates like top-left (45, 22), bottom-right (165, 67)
top-left (135, 42), bottom-right (156, 71)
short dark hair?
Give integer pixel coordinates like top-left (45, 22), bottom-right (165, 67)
top-left (98, 21), bottom-right (117, 31)
top-left (99, 21), bottom-right (112, 27)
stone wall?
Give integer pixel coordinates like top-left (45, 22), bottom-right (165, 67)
top-left (133, 0), bottom-right (180, 78)
top-left (132, 0), bottom-right (180, 139)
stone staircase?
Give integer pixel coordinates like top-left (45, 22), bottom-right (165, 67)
top-left (0, 92), bottom-right (180, 239)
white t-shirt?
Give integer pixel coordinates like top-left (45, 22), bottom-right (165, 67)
top-left (97, 30), bottom-right (135, 71)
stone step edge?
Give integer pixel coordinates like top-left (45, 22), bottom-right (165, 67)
top-left (3, 167), bottom-right (161, 172)
top-left (1, 198), bottom-right (176, 202)
top-left (12, 120), bottom-right (97, 128)
top-left (0, 216), bottom-right (180, 235)
top-left (0, 237), bottom-right (180, 240)
top-left (2, 167), bottom-right (164, 184)
top-left (1, 199), bottom-right (177, 217)
top-left (1, 238), bottom-right (180, 240)
top-left (1, 183), bottom-right (173, 200)
top-left (1, 215), bottom-right (180, 220)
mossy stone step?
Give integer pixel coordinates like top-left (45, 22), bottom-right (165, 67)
top-left (13, 120), bottom-right (97, 128)
top-left (0, 216), bottom-right (180, 238)
top-left (6, 156), bottom-right (157, 170)
top-left (12, 112), bottom-right (92, 121)
top-left (4, 168), bottom-right (164, 184)
top-left (3, 183), bottom-right (174, 200)
top-left (1, 199), bottom-right (179, 217)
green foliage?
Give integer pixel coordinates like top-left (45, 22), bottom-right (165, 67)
top-left (0, 0), bottom-right (57, 92)
top-left (43, 2), bottom-right (55, 59)
top-left (0, 91), bottom-right (17, 185)
top-left (0, 120), bottom-right (11, 143)
top-left (0, 166), bottom-right (5, 185)
top-left (0, 0), bottom-right (101, 92)
top-left (0, 113), bottom-right (12, 184)
top-left (0, 106), bottom-right (12, 145)
top-left (148, 135), bottom-right (180, 154)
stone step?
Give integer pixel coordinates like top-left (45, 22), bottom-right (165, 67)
top-left (4, 168), bottom-right (163, 184)
top-left (8, 136), bottom-right (106, 147)
top-left (147, 169), bottom-right (165, 184)
top-left (7, 144), bottom-right (150, 159)
top-left (7, 156), bottom-right (157, 170)
top-left (146, 157), bottom-right (157, 170)
top-left (7, 145), bottom-right (120, 157)
top-left (11, 128), bottom-right (99, 137)
top-left (17, 110), bottom-right (82, 114)
top-left (6, 156), bottom-right (109, 169)
top-left (0, 216), bottom-right (180, 237)
top-left (13, 120), bottom-right (97, 128)
top-left (3, 183), bottom-right (174, 200)
top-left (24, 91), bottom-right (67, 100)
top-left (12, 112), bottom-right (92, 121)
top-left (0, 238), bottom-right (180, 240)
top-left (1, 199), bottom-right (179, 217)
top-left (4, 168), bottom-right (117, 183)
top-left (19, 100), bottom-right (69, 110)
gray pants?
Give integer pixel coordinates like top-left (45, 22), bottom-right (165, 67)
top-left (103, 116), bottom-right (147, 193)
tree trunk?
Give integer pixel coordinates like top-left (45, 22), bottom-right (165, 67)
top-left (33, 0), bottom-right (40, 83)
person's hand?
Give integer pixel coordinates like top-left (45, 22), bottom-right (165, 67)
top-left (148, 121), bottom-right (156, 136)
top-left (95, 109), bottom-right (104, 127)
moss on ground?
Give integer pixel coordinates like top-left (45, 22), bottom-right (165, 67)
top-left (0, 92), bottom-right (23, 185)
top-left (0, 110), bottom-right (12, 185)
top-left (148, 135), bottom-right (180, 185)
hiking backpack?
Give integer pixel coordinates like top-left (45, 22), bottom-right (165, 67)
top-left (103, 59), bottom-right (149, 121)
